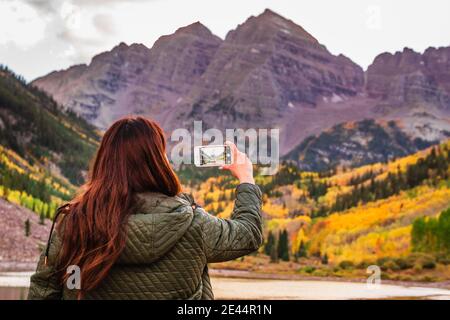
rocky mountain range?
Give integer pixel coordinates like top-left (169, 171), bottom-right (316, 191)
top-left (286, 119), bottom-right (434, 171)
top-left (32, 9), bottom-right (450, 169)
top-left (32, 21), bottom-right (222, 130)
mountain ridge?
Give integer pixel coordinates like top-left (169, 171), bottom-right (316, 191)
top-left (31, 9), bottom-right (450, 169)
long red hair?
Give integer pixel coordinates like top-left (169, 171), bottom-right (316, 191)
top-left (56, 116), bottom-right (181, 298)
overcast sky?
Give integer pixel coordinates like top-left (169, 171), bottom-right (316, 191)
top-left (1, 0), bottom-right (449, 81)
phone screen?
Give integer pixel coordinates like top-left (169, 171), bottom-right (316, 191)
top-left (199, 146), bottom-right (232, 166)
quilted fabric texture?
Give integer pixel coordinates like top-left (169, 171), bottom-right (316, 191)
top-left (28, 183), bottom-right (263, 300)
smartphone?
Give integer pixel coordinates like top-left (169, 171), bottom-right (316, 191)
top-left (194, 145), bottom-right (233, 167)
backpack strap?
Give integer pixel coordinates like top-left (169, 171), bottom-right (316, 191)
top-left (178, 192), bottom-right (202, 211)
top-left (44, 203), bottom-right (69, 266)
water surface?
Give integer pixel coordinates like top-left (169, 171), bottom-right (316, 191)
top-left (1, 272), bottom-right (449, 300)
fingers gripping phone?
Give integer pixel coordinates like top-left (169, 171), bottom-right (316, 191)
top-left (194, 145), bottom-right (233, 167)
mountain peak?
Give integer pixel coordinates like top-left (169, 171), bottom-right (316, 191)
top-left (110, 42), bottom-right (130, 51)
top-left (228, 8), bottom-right (318, 44)
top-left (259, 8), bottom-right (284, 19)
top-left (175, 21), bottom-right (215, 37)
top-left (254, 8), bottom-right (292, 25)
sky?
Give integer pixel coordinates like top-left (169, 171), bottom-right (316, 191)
top-left (1, 0), bottom-right (450, 82)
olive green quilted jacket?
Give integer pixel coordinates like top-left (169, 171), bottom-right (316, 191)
top-left (28, 183), bottom-right (263, 300)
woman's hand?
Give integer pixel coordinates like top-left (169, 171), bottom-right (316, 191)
top-left (220, 141), bottom-right (255, 185)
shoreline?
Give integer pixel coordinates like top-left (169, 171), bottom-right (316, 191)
top-left (1, 262), bottom-right (449, 291)
top-left (0, 262), bottom-right (38, 273)
top-left (1, 269), bottom-right (449, 300)
top-left (209, 268), bottom-right (450, 290)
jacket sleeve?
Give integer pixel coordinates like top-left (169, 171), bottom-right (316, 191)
top-left (197, 183), bottom-right (264, 263)
top-left (28, 232), bottom-right (63, 300)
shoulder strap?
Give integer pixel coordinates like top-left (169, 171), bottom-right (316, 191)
top-left (178, 192), bottom-right (201, 210)
top-left (44, 203), bottom-right (69, 266)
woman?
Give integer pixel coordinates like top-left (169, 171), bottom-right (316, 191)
top-left (28, 116), bottom-right (263, 300)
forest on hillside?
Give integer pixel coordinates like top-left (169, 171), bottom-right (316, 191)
top-left (0, 65), bottom-right (99, 185)
top-left (183, 141), bottom-right (450, 282)
top-left (0, 65), bottom-right (99, 223)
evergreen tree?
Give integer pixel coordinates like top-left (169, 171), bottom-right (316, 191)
top-left (270, 241), bottom-right (278, 263)
top-left (297, 240), bottom-right (307, 258)
top-left (264, 231), bottom-right (275, 256)
top-left (321, 253), bottom-right (328, 265)
top-left (39, 212), bottom-right (45, 225)
top-left (24, 218), bottom-right (31, 237)
top-left (277, 229), bottom-right (290, 261)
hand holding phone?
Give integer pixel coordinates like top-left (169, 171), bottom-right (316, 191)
top-left (194, 145), bottom-right (232, 167)
top-left (220, 142), bottom-right (255, 185)
top-left (193, 142), bottom-right (254, 184)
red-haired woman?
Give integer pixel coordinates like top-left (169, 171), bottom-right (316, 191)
top-left (28, 116), bottom-right (263, 300)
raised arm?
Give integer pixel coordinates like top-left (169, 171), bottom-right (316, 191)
top-left (199, 141), bottom-right (263, 262)
top-left (198, 182), bottom-right (263, 262)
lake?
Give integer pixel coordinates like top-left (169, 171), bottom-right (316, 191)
top-left (1, 272), bottom-right (450, 300)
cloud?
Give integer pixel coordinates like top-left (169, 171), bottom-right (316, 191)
top-left (72, 0), bottom-right (154, 6)
top-left (22, 0), bottom-right (148, 12)
top-left (59, 45), bottom-right (95, 65)
top-left (22, 0), bottom-right (59, 15)
top-left (0, 0), bottom-right (126, 80)
top-left (2, 0), bottom-right (150, 62)
top-left (0, 1), bottom-right (46, 47)
top-left (92, 14), bottom-right (116, 34)
top-left (55, 27), bottom-right (110, 64)
top-left (4, 1), bottom-right (119, 64)
top-left (57, 29), bottom-right (106, 47)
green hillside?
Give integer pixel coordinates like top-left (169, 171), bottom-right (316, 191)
top-left (0, 65), bottom-right (100, 185)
